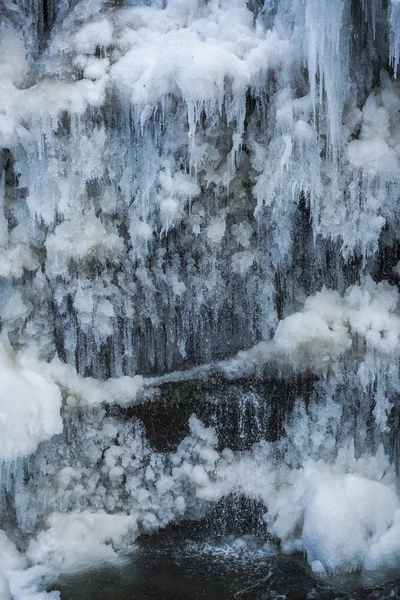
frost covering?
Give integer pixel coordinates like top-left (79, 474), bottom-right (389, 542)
top-left (1, 0), bottom-right (400, 597)
top-left (0, 346), bottom-right (62, 461)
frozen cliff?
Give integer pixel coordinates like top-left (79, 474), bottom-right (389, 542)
top-left (1, 0), bottom-right (400, 597)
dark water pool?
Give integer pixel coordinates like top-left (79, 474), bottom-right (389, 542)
top-left (50, 527), bottom-right (400, 600)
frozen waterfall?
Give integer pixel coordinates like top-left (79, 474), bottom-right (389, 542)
top-left (1, 0), bottom-right (400, 597)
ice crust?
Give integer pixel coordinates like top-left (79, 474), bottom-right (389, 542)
top-left (273, 279), bottom-right (400, 370)
top-left (0, 346), bottom-right (62, 462)
top-left (1, 0), bottom-right (400, 597)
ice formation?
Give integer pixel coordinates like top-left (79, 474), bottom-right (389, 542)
top-left (1, 0), bottom-right (400, 597)
top-left (0, 345), bottom-right (62, 461)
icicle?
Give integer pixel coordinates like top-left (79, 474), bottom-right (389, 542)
top-left (390, 0), bottom-right (400, 78)
top-left (0, 171), bottom-right (7, 247)
top-left (305, 0), bottom-right (348, 155)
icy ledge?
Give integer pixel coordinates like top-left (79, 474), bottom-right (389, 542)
top-left (1, 277), bottom-right (398, 462)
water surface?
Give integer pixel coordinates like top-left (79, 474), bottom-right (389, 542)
top-left (52, 526), bottom-right (400, 600)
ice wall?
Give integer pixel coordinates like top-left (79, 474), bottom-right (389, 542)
top-left (1, 0), bottom-right (400, 596)
top-left (1, 0), bottom-right (396, 379)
